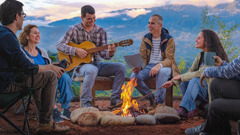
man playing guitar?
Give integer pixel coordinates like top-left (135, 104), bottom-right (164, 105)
top-left (56, 5), bottom-right (126, 108)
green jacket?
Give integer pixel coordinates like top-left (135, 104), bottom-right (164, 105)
top-left (174, 52), bottom-right (214, 103)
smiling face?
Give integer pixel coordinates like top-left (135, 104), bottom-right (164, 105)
top-left (148, 16), bottom-right (162, 35)
top-left (81, 13), bottom-right (96, 28)
top-left (195, 32), bottom-right (206, 50)
top-left (26, 27), bottom-right (40, 45)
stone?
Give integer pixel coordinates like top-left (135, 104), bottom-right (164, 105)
top-left (153, 104), bottom-right (178, 116)
top-left (154, 113), bottom-right (180, 124)
top-left (70, 107), bottom-right (99, 123)
top-left (136, 115), bottom-right (156, 125)
top-left (77, 112), bottom-right (101, 126)
top-left (100, 111), bottom-right (115, 117)
top-left (100, 116), bottom-right (135, 126)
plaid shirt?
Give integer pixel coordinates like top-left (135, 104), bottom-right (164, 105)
top-left (56, 23), bottom-right (111, 62)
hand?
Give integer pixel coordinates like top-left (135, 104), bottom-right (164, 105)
top-left (52, 62), bottom-right (59, 66)
top-left (132, 67), bottom-right (141, 73)
top-left (214, 56), bottom-right (223, 66)
top-left (172, 75), bottom-right (181, 81)
top-left (51, 64), bottom-right (64, 79)
top-left (108, 43), bottom-right (116, 56)
top-left (200, 73), bottom-right (206, 87)
top-left (149, 64), bottom-right (161, 77)
top-left (75, 48), bottom-right (87, 58)
top-left (162, 80), bottom-right (174, 88)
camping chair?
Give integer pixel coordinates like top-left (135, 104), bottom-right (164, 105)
top-left (0, 67), bottom-right (37, 135)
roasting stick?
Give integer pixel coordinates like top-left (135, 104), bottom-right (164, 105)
top-left (109, 86), bottom-right (163, 109)
top-left (136, 86), bottom-right (162, 102)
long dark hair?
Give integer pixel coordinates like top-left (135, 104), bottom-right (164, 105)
top-left (202, 29), bottom-right (230, 63)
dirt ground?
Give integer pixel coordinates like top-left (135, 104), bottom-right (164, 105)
top-left (0, 99), bottom-right (205, 135)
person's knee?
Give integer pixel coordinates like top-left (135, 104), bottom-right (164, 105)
top-left (44, 70), bottom-right (58, 81)
top-left (60, 73), bottom-right (71, 81)
top-left (130, 73), bottom-right (136, 79)
top-left (158, 67), bottom-right (171, 77)
top-left (189, 78), bottom-right (200, 83)
top-left (116, 62), bottom-right (126, 74)
top-left (131, 73), bottom-right (143, 80)
top-left (85, 67), bottom-right (98, 77)
top-left (210, 79), bottom-right (220, 93)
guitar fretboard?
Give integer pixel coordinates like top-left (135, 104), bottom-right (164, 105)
top-left (86, 43), bottom-right (119, 54)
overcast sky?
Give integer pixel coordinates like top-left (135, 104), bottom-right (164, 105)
top-left (0, 0), bottom-right (235, 22)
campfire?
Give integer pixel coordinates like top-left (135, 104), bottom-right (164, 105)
top-left (113, 78), bottom-right (146, 117)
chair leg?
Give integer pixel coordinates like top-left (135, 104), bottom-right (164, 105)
top-left (22, 95), bottom-right (31, 135)
top-left (14, 96), bottom-right (30, 114)
top-left (0, 113), bottom-right (26, 135)
top-left (80, 81), bottom-right (84, 107)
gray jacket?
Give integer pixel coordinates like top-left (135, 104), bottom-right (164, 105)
top-left (20, 46), bottom-right (51, 64)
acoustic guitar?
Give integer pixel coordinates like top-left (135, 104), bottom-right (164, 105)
top-left (58, 39), bottom-right (133, 71)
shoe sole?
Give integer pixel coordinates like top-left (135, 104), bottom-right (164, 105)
top-left (60, 115), bottom-right (70, 120)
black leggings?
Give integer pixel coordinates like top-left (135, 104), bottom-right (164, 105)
top-left (203, 78), bottom-right (240, 135)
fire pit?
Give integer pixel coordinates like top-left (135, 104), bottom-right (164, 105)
top-left (70, 78), bottom-right (180, 127)
top-left (112, 78), bottom-right (147, 117)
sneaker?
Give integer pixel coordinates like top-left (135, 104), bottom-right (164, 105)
top-left (110, 98), bottom-right (122, 106)
top-left (188, 108), bottom-right (199, 119)
top-left (60, 109), bottom-right (71, 120)
top-left (177, 107), bottom-right (188, 119)
top-left (81, 101), bottom-right (93, 108)
top-left (52, 108), bottom-right (63, 123)
top-left (185, 123), bottom-right (205, 135)
top-left (37, 120), bottom-right (70, 133)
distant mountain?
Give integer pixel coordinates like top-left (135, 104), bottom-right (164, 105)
top-left (22, 1), bottom-right (240, 63)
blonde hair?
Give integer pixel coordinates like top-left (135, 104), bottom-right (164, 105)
top-left (18, 24), bottom-right (38, 46)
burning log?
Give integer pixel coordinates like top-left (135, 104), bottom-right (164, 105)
top-left (112, 78), bottom-right (148, 117)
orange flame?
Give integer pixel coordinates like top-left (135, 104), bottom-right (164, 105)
top-left (113, 78), bottom-right (142, 116)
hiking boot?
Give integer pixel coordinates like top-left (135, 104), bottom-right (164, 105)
top-left (188, 108), bottom-right (199, 119)
top-left (37, 121), bottom-right (70, 133)
top-left (147, 97), bottom-right (157, 111)
top-left (185, 123), bottom-right (205, 135)
top-left (81, 101), bottom-right (93, 108)
top-left (60, 109), bottom-right (71, 120)
top-left (177, 107), bottom-right (188, 119)
top-left (52, 108), bottom-right (63, 123)
top-left (110, 98), bottom-right (122, 106)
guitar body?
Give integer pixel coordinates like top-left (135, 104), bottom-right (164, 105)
top-left (58, 41), bottom-right (96, 71)
top-left (58, 39), bottom-right (133, 71)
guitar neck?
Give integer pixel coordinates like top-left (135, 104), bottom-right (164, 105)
top-left (86, 43), bottom-right (119, 54)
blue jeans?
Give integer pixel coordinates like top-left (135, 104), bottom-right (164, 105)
top-left (180, 78), bottom-right (208, 111)
top-left (56, 73), bottom-right (74, 109)
top-left (130, 64), bottom-right (171, 104)
top-left (75, 62), bottom-right (126, 103)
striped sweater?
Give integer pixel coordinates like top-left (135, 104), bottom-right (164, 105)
top-left (204, 56), bottom-right (240, 80)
